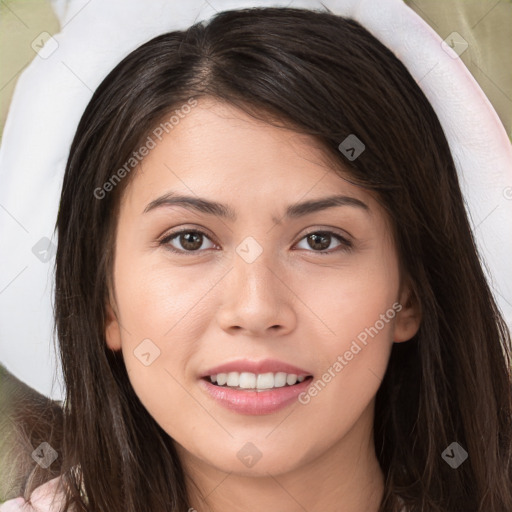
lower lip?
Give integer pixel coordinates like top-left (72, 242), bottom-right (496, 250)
top-left (198, 377), bottom-right (314, 415)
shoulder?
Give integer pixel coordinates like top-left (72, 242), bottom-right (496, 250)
top-left (0, 476), bottom-right (67, 512)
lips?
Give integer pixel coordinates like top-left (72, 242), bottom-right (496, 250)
top-left (199, 376), bottom-right (314, 415)
top-left (199, 358), bottom-right (313, 379)
top-left (199, 359), bottom-right (313, 415)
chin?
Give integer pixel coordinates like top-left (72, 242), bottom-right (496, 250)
top-left (199, 440), bottom-right (310, 477)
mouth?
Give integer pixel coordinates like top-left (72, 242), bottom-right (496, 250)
top-left (197, 359), bottom-right (315, 413)
top-left (201, 372), bottom-right (314, 392)
top-left (198, 373), bottom-right (315, 415)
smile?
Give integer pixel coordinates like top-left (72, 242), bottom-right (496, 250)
top-left (208, 371), bottom-right (309, 390)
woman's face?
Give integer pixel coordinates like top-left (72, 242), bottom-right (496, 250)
top-left (105, 97), bottom-right (420, 480)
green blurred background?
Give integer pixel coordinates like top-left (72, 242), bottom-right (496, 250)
top-left (0, 0), bottom-right (511, 142)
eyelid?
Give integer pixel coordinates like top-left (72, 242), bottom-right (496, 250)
top-left (294, 228), bottom-right (353, 253)
top-left (299, 226), bottom-right (352, 242)
top-left (158, 226), bottom-right (354, 255)
top-left (158, 226), bottom-right (218, 250)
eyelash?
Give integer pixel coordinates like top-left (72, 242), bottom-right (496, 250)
top-left (158, 228), bottom-right (353, 255)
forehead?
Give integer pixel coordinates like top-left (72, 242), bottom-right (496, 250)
top-left (121, 97), bottom-right (378, 218)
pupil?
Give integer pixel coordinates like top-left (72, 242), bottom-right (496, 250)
top-left (308, 233), bottom-right (330, 251)
top-left (181, 232), bottom-right (202, 251)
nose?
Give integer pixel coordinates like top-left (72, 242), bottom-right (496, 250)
top-left (215, 248), bottom-right (297, 337)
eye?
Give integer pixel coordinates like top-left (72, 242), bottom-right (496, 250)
top-left (294, 230), bottom-right (353, 254)
top-left (159, 229), bottom-right (217, 254)
top-left (159, 228), bottom-right (353, 255)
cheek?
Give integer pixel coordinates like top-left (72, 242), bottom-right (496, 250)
top-left (294, 245), bottom-right (399, 344)
top-left (293, 246), bottom-right (399, 399)
top-left (114, 264), bottom-right (203, 379)
top-left (111, 244), bottom-right (221, 415)
top-left (113, 243), bottom-right (215, 340)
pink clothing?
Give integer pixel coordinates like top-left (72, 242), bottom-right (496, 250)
top-left (0, 477), bottom-right (67, 512)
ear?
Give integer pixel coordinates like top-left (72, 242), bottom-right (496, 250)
top-left (393, 279), bottom-right (421, 343)
top-left (105, 302), bottom-right (122, 351)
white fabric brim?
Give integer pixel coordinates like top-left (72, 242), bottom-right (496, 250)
top-left (0, 0), bottom-right (510, 400)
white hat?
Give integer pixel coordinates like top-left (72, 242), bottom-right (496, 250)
top-left (0, 0), bottom-right (510, 400)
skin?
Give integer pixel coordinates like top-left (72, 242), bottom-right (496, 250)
top-left (105, 97), bottom-right (421, 512)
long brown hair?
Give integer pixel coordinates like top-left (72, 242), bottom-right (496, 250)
top-left (6, 6), bottom-right (512, 511)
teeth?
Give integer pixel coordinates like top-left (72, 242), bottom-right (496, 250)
top-left (291, 374), bottom-right (305, 384)
top-left (239, 372), bottom-right (256, 388)
top-left (208, 372), bottom-right (309, 390)
top-left (257, 372), bottom-right (275, 389)
top-left (273, 372), bottom-right (287, 388)
top-left (226, 372), bottom-right (239, 387)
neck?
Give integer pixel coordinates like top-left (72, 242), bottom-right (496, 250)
top-left (177, 400), bottom-right (385, 512)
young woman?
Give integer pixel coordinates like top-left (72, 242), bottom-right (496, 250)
top-left (1, 6), bottom-right (511, 512)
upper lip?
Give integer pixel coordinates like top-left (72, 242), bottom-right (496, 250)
top-left (199, 358), bottom-right (313, 378)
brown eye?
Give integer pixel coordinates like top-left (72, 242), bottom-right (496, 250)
top-left (160, 229), bottom-right (216, 254)
top-left (295, 231), bottom-right (353, 254)
top-left (306, 233), bottom-right (331, 251)
top-left (159, 228), bottom-right (352, 256)
top-left (179, 232), bottom-right (203, 251)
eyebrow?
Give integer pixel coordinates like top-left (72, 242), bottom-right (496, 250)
top-left (143, 192), bottom-right (370, 221)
